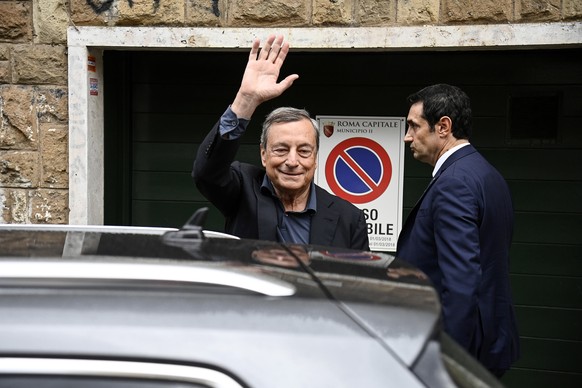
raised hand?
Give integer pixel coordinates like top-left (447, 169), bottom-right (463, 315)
top-left (231, 35), bottom-right (299, 119)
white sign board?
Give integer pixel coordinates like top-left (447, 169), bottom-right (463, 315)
top-left (315, 116), bottom-right (405, 252)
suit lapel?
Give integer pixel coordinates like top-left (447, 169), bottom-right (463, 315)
top-left (399, 174), bottom-right (438, 243)
top-left (398, 145), bottom-right (477, 249)
top-left (254, 178), bottom-right (279, 242)
top-left (310, 188), bottom-right (339, 246)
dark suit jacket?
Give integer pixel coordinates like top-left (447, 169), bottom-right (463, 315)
top-left (193, 122), bottom-right (369, 250)
top-left (396, 145), bottom-right (519, 373)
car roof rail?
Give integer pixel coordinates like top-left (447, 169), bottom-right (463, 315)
top-left (0, 260), bottom-right (296, 296)
top-left (0, 358), bottom-right (245, 388)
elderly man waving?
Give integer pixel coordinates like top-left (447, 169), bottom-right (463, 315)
top-left (193, 35), bottom-right (369, 250)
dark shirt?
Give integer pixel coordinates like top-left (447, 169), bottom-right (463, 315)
top-left (260, 176), bottom-right (317, 244)
top-left (219, 106), bottom-right (249, 139)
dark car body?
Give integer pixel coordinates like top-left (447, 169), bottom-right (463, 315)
top-left (0, 221), bottom-right (501, 388)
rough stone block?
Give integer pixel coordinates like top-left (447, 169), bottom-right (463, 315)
top-left (442, 0), bottom-right (513, 23)
top-left (33, 0), bottom-right (70, 44)
top-left (0, 188), bottom-right (29, 223)
top-left (358, 0), bottom-right (395, 25)
top-left (564, 0), bottom-right (582, 19)
top-left (186, 0), bottom-right (223, 26)
top-left (0, 62), bottom-right (9, 84)
top-left (397, 0), bottom-right (439, 24)
top-left (31, 188), bottom-right (69, 224)
top-left (0, 45), bottom-right (9, 60)
top-left (36, 86), bottom-right (68, 123)
top-left (0, 2), bottom-right (32, 42)
top-left (517, 0), bottom-right (560, 21)
top-left (0, 85), bottom-right (38, 150)
top-left (313, 0), bottom-right (355, 25)
top-left (12, 44), bottom-right (67, 85)
top-left (40, 123), bottom-right (68, 189)
top-left (69, 0), bottom-right (111, 25)
top-left (0, 151), bottom-right (40, 188)
top-left (229, 0), bottom-right (308, 26)
top-left (0, 45), bottom-right (10, 82)
top-left (117, 0), bottom-right (185, 25)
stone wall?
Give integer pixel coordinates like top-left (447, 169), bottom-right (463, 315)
top-left (1, 0), bottom-right (581, 224)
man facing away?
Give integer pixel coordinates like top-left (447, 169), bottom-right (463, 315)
top-left (396, 84), bottom-right (520, 377)
top-left (193, 35), bottom-right (369, 250)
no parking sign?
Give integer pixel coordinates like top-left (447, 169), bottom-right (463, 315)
top-left (316, 116), bottom-right (405, 252)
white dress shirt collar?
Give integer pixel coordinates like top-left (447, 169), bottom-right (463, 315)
top-left (432, 142), bottom-right (471, 177)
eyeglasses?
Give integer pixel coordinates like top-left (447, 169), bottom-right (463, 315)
top-left (270, 147), bottom-right (314, 158)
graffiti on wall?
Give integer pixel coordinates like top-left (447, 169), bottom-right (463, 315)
top-left (86, 0), bottom-right (161, 14)
top-left (211, 0), bottom-right (219, 17)
top-left (86, 0), bottom-right (220, 17)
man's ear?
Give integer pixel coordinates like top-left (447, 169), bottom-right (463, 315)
top-left (260, 146), bottom-right (267, 167)
top-left (437, 116), bottom-right (452, 137)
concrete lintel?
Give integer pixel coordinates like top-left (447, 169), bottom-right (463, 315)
top-left (68, 23), bottom-right (582, 51)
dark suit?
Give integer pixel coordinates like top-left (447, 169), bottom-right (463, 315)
top-left (193, 122), bottom-right (369, 250)
top-left (396, 144), bottom-right (519, 374)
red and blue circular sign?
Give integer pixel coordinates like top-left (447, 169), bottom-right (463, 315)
top-left (325, 138), bottom-right (392, 204)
